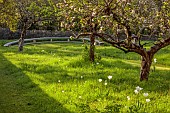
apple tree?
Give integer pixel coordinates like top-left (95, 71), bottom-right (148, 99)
top-left (60, 0), bottom-right (170, 81)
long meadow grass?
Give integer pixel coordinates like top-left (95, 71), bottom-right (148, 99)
top-left (0, 40), bottom-right (170, 113)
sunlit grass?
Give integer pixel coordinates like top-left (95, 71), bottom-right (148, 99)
top-left (0, 41), bottom-right (170, 113)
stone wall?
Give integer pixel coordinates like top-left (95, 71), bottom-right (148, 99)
top-left (0, 27), bottom-right (74, 39)
top-left (0, 27), bottom-right (12, 39)
top-left (0, 27), bottom-right (166, 40)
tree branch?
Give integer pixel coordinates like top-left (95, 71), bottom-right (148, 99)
top-left (75, 33), bottom-right (92, 39)
top-left (150, 37), bottom-right (170, 54)
top-left (75, 32), bottom-right (145, 55)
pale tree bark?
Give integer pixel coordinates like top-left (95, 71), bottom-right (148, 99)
top-left (18, 22), bottom-right (27, 52)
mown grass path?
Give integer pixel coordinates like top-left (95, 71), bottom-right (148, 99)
top-left (123, 60), bottom-right (170, 71)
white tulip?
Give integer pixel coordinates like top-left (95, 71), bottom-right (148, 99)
top-left (134, 89), bottom-right (139, 94)
top-left (127, 96), bottom-right (130, 100)
top-left (136, 86), bottom-right (143, 91)
top-left (108, 75), bottom-right (112, 80)
top-left (143, 93), bottom-right (149, 97)
top-left (154, 58), bottom-right (157, 63)
top-left (146, 99), bottom-right (150, 102)
top-left (99, 79), bottom-right (102, 82)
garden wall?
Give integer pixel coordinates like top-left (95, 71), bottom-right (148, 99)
top-left (0, 27), bottom-right (166, 41)
top-left (0, 27), bottom-right (74, 40)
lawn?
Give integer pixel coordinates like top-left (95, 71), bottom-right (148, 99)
top-left (0, 41), bottom-right (170, 113)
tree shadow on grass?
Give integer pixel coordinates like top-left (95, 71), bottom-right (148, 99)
top-left (16, 51), bottom-right (170, 94)
top-left (0, 53), bottom-right (74, 113)
top-left (66, 59), bottom-right (170, 92)
top-left (142, 69), bottom-right (170, 92)
top-left (2, 51), bottom-right (169, 112)
top-left (22, 56), bottom-right (170, 94)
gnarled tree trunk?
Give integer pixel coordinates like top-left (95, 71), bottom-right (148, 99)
top-left (90, 34), bottom-right (95, 62)
top-left (140, 53), bottom-right (153, 81)
top-left (18, 22), bottom-right (26, 52)
top-left (18, 32), bottom-right (25, 52)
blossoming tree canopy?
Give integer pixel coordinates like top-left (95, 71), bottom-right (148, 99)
top-left (0, 0), bottom-right (58, 51)
top-left (61, 0), bottom-right (170, 81)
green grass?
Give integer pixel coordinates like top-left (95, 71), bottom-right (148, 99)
top-left (0, 41), bottom-right (170, 113)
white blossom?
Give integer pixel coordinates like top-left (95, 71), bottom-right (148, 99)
top-left (154, 58), bottom-right (157, 63)
top-left (127, 96), bottom-right (130, 100)
top-left (108, 75), bottom-right (112, 80)
top-left (134, 89), bottom-right (139, 94)
top-left (70, 6), bottom-right (74, 9)
top-left (104, 82), bottom-right (107, 85)
top-left (92, 12), bottom-right (96, 16)
top-left (99, 79), bottom-right (102, 82)
top-left (143, 93), bottom-right (149, 97)
top-left (146, 99), bottom-right (150, 102)
top-left (131, 10), bottom-right (135, 14)
top-left (136, 86), bottom-right (143, 91)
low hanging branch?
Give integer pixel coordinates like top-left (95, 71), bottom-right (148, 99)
top-left (150, 38), bottom-right (170, 54)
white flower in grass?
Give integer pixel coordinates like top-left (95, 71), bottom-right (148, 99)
top-left (96, 62), bottom-right (99, 65)
top-left (143, 93), bottom-right (149, 97)
top-left (146, 99), bottom-right (150, 102)
top-left (81, 76), bottom-right (83, 79)
top-left (127, 96), bottom-right (130, 100)
top-left (108, 75), bottom-right (112, 80)
top-left (99, 79), bottom-right (102, 82)
top-left (58, 80), bottom-right (61, 83)
top-left (104, 82), bottom-right (107, 85)
top-left (79, 96), bottom-right (82, 99)
top-left (136, 86), bottom-right (143, 91)
top-left (154, 58), bottom-right (157, 63)
top-left (134, 89), bottom-right (139, 94)
top-left (62, 90), bottom-right (64, 93)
